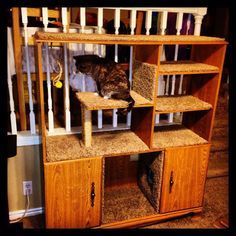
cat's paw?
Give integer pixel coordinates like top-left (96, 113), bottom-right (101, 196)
top-left (103, 95), bottom-right (109, 100)
top-left (94, 92), bottom-right (99, 96)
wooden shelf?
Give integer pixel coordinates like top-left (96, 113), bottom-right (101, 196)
top-left (102, 184), bottom-right (156, 224)
top-left (46, 130), bottom-right (151, 162)
top-left (159, 60), bottom-right (219, 75)
top-left (76, 90), bottom-right (153, 111)
top-left (34, 32), bottom-right (226, 45)
top-left (155, 95), bottom-right (212, 113)
top-left (153, 125), bottom-right (208, 149)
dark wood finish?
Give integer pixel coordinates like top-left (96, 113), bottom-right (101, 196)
top-left (12, 8), bottom-right (27, 130)
top-left (160, 145), bottom-right (210, 213)
top-left (104, 156), bottom-right (137, 188)
top-left (131, 107), bottom-right (155, 148)
top-left (184, 44), bottom-right (227, 141)
top-left (35, 43), bottom-right (47, 162)
top-left (134, 45), bottom-right (160, 64)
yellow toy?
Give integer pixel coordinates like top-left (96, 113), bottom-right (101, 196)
top-left (52, 60), bottom-right (63, 88)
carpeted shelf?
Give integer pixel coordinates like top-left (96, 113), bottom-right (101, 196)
top-left (76, 90), bottom-right (153, 110)
top-left (46, 130), bottom-right (150, 162)
top-left (102, 184), bottom-right (156, 224)
top-left (35, 32), bottom-right (226, 45)
top-left (159, 60), bottom-right (219, 74)
top-left (156, 95), bottom-right (212, 113)
top-left (153, 125), bottom-right (208, 148)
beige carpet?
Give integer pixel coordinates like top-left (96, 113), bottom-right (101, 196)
top-left (142, 176), bottom-right (228, 229)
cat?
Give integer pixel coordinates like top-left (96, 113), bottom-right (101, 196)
top-left (73, 54), bottom-right (135, 116)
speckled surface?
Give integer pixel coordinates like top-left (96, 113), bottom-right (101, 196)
top-left (46, 131), bottom-right (150, 162)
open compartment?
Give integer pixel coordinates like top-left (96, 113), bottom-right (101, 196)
top-left (102, 152), bottom-right (164, 224)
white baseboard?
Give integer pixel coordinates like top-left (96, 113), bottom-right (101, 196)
top-left (9, 207), bottom-right (44, 221)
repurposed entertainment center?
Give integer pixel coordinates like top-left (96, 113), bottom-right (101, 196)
top-left (34, 31), bottom-right (227, 228)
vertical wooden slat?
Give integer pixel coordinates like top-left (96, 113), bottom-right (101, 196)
top-left (12, 8), bottom-right (27, 130)
top-left (156, 11), bottom-right (168, 124)
top-left (127, 9), bottom-right (137, 127)
top-left (112, 8), bottom-right (121, 128)
top-left (7, 27), bottom-right (17, 134)
top-left (145, 10), bottom-right (152, 35)
top-left (42, 8), bottom-right (54, 133)
top-left (79, 8), bottom-right (86, 92)
top-left (97, 8), bottom-right (104, 129)
top-left (21, 7), bottom-right (36, 134)
top-left (62, 8), bottom-right (71, 132)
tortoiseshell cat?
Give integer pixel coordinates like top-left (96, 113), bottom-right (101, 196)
top-left (73, 54), bottom-right (135, 116)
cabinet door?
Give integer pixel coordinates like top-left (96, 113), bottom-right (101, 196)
top-left (44, 157), bottom-right (102, 228)
top-left (160, 145), bottom-right (210, 213)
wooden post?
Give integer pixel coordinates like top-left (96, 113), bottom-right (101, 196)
top-left (81, 106), bottom-right (92, 147)
top-left (12, 7), bottom-right (27, 130)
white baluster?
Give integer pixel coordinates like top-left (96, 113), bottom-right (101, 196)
top-left (42, 8), bottom-right (54, 133)
top-left (21, 8), bottom-right (36, 134)
top-left (7, 37), bottom-right (17, 134)
top-left (114, 8), bottom-right (120, 62)
top-left (113, 8), bottom-right (121, 128)
top-left (80, 8), bottom-right (86, 92)
top-left (156, 11), bottom-right (168, 124)
top-left (178, 14), bottom-right (190, 95)
top-left (62, 8), bottom-right (71, 131)
top-left (193, 14), bottom-right (203, 36)
top-left (97, 8), bottom-right (104, 129)
top-left (127, 9), bottom-right (136, 127)
top-left (80, 8), bottom-right (86, 33)
top-left (145, 10), bottom-right (152, 35)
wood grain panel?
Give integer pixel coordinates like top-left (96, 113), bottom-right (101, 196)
top-left (44, 157), bottom-right (102, 228)
top-left (131, 107), bottom-right (155, 148)
top-left (160, 144), bottom-right (210, 213)
top-left (104, 156), bottom-right (137, 188)
top-left (134, 45), bottom-right (160, 64)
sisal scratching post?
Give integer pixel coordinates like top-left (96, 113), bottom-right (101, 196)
top-left (81, 105), bottom-right (92, 147)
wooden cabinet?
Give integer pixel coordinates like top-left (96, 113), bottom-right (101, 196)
top-left (44, 157), bottom-right (102, 228)
top-left (34, 32), bottom-right (227, 228)
top-left (160, 145), bottom-right (210, 213)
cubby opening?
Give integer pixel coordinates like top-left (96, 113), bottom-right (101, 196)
top-left (102, 152), bottom-right (164, 224)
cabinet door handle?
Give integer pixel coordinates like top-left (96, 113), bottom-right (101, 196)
top-left (91, 182), bottom-right (95, 207)
top-left (169, 171), bottom-right (174, 194)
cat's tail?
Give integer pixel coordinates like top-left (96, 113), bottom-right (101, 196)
top-left (116, 95), bottom-right (135, 116)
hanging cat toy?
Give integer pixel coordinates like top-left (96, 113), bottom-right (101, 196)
top-left (52, 59), bottom-right (63, 88)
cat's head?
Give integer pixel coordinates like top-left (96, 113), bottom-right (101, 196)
top-left (73, 54), bottom-right (100, 74)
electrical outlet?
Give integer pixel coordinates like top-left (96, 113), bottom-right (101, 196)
top-left (23, 181), bottom-right (32, 195)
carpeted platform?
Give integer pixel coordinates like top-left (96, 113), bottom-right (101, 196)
top-left (153, 125), bottom-right (208, 148)
top-left (159, 60), bottom-right (219, 74)
top-left (156, 95), bottom-right (212, 113)
top-left (102, 184), bottom-right (156, 224)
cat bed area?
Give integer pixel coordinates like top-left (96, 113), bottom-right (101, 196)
top-left (46, 130), bottom-right (150, 162)
top-left (76, 90), bottom-right (153, 110)
top-left (138, 152), bottom-right (164, 212)
top-left (159, 60), bottom-right (219, 74)
top-left (153, 125), bottom-right (208, 148)
top-left (156, 95), bottom-right (212, 113)
top-left (102, 152), bottom-right (164, 224)
top-left (102, 184), bottom-right (157, 224)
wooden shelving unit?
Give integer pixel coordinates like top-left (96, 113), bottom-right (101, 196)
top-left (34, 32), bottom-right (227, 228)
